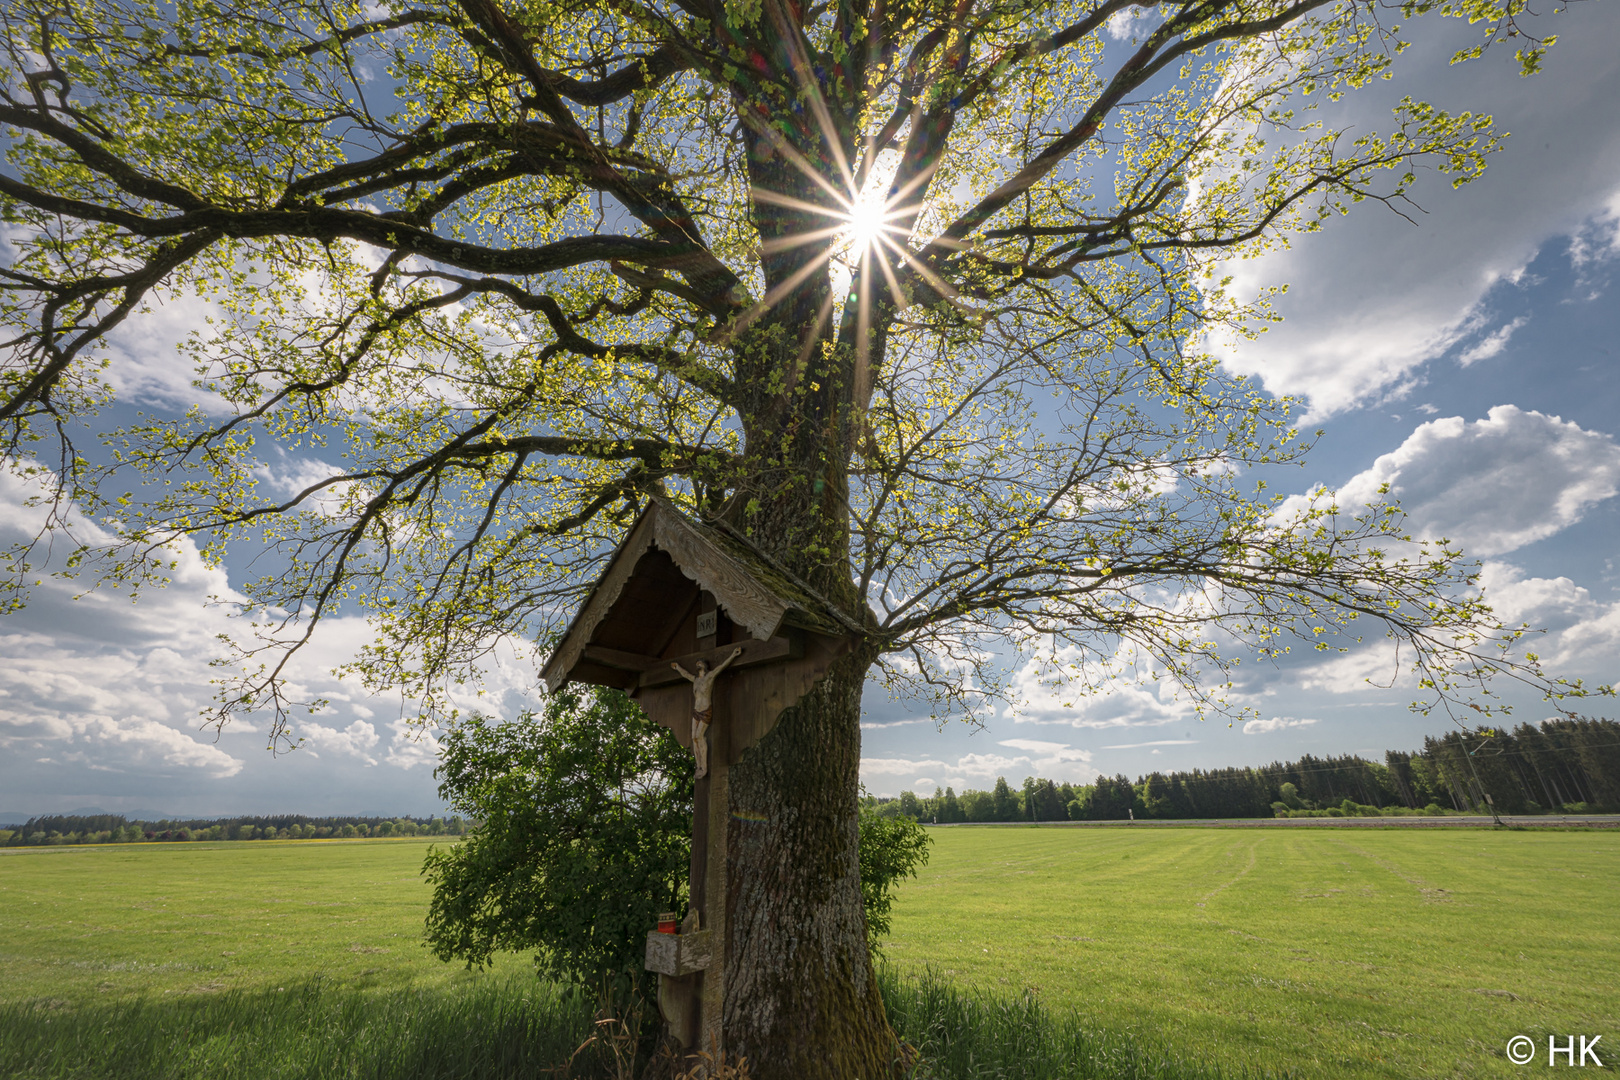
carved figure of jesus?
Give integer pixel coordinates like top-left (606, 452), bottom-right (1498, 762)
top-left (671, 647), bottom-right (742, 779)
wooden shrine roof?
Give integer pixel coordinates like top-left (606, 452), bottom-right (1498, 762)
top-left (540, 497), bottom-right (854, 691)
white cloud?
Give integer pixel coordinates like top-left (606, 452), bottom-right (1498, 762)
top-left (0, 466), bottom-right (541, 802)
top-left (998, 738), bottom-right (1071, 753)
top-left (1478, 561), bottom-right (1620, 672)
top-left (1569, 188), bottom-right (1620, 268)
top-left (953, 752), bottom-right (1031, 776)
top-left (860, 717), bottom-right (932, 730)
top-left (1099, 738), bottom-right (1199, 749)
top-left (1005, 645), bottom-right (1206, 728)
top-left (1211, 3), bottom-right (1620, 418)
top-left (1458, 317), bottom-right (1528, 367)
top-left (73, 715), bottom-right (244, 777)
top-left (1299, 641), bottom-right (1406, 696)
top-left (860, 757), bottom-right (948, 776)
top-left (101, 287), bottom-right (233, 414)
top-left (298, 719), bottom-right (380, 763)
top-left (1241, 716), bottom-right (1319, 735)
top-left (1105, 5), bottom-right (1161, 41)
top-left (998, 738), bottom-right (1095, 775)
top-left (1280, 406), bottom-right (1620, 557)
top-left (860, 744), bottom-right (1097, 791)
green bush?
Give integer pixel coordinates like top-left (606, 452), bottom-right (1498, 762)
top-left (859, 803), bottom-right (932, 949)
top-left (423, 687), bottom-right (692, 1009)
top-left (426, 688), bottom-right (935, 1013)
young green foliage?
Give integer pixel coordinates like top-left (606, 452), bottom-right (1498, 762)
top-left (423, 686), bottom-right (693, 1004)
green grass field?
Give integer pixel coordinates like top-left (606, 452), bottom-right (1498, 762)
top-left (884, 826), bottom-right (1620, 1079)
top-left (1, 829), bottom-right (1615, 1079)
top-left (0, 838), bottom-right (530, 1004)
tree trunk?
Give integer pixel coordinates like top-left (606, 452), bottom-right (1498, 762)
top-left (669, 110), bottom-right (897, 1071)
top-left (720, 643), bottom-right (896, 1079)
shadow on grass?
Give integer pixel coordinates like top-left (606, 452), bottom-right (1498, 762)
top-left (882, 966), bottom-right (1290, 1080)
top-left (0, 967), bottom-right (1285, 1080)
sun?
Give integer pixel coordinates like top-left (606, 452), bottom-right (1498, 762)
top-left (844, 194), bottom-right (890, 255)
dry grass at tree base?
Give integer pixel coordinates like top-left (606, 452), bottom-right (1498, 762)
top-left (0, 830), bottom-right (1615, 1079)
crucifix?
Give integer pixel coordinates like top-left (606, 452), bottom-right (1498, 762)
top-left (671, 646), bottom-right (742, 779)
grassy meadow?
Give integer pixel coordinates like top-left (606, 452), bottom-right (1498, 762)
top-left (1, 828), bottom-right (1615, 1079)
top-left (884, 826), bottom-right (1620, 1078)
top-left (0, 838), bottom-right (529, 1004)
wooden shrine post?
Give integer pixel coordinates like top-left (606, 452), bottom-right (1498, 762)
top-left (539, 498), bottom-right (854, 1062)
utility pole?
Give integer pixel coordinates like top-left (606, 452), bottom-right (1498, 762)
top-left (1461, 728), bottom-right (1505, 827)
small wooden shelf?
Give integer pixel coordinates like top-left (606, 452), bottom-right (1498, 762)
top-left (645, 929), bottom-right (713, 977)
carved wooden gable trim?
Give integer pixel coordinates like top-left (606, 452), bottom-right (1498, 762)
top-left (648, 509), bottom-right (789, 642)
top-left (541, 499), bottom-right (800, 691)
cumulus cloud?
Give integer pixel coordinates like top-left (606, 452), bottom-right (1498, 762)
top-left (1005, 645), bottom-right (1206, 729)
top-left (298, 719), bottom-right (381, 763)
top-left (860, 742), bottom-right (1097, 792)
top-left (1241, 716), bottom-right (1319, 735)
top-left (1569, 188), bottom-right (1620, 269)
top-left (1105, 5), bottom-right (1161, 41)
top-left (1294, 562), bottom-right (1620, 695)
top-left (1278, 406), bottom-right (1620, 557)
top-left (998, 738), bottom-right (1095, 773)
top-left (72, 716), bottom-right (244, 777)
top-left (0, 466), bottom-right (543, 807)
top-left (384, 722), bottom-right (443, 770)
top-left (1478, 562), bottom-right (1620, 672)
top-left (954, 752), bottom-right (1033, 776)
top-left (100, 287), bottom-right (233, 414)
top-left (1210, 3), bottom-right (1620, 418)
top-left (1299, 641), bottom-right (1407, 696)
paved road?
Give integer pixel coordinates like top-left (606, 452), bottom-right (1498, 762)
top-left (926, 815), bottom-right (1620, 828)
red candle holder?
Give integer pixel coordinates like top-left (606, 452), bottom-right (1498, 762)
top-left (656, 912), bottom-right (678, 934)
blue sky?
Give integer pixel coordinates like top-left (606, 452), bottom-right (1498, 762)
top-left (3, 3), bottom-right (1618, 817)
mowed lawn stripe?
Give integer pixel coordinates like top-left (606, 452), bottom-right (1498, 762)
top-left (882, 826), bottom-right (1619, 1079)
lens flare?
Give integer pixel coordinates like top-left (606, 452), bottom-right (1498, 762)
top-left (843, 193), bottom-right (891, 255)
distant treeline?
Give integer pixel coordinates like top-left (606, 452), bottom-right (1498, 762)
top-left (0, 813), bottom-right (469, 847)
top-left (866, 717), bottom-right (1620, 823)
top-left (9, 719), bottom-right (1615, 844)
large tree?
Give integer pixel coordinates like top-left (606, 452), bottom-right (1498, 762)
top-left (0, 0), bottom-right (1595, 1074)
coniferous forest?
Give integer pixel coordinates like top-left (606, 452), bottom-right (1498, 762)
top-left (876, 717), bottom-right (1620, 822)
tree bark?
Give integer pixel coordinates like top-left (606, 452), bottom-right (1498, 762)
top-left (721, 644), bottom-right (896, 1080)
